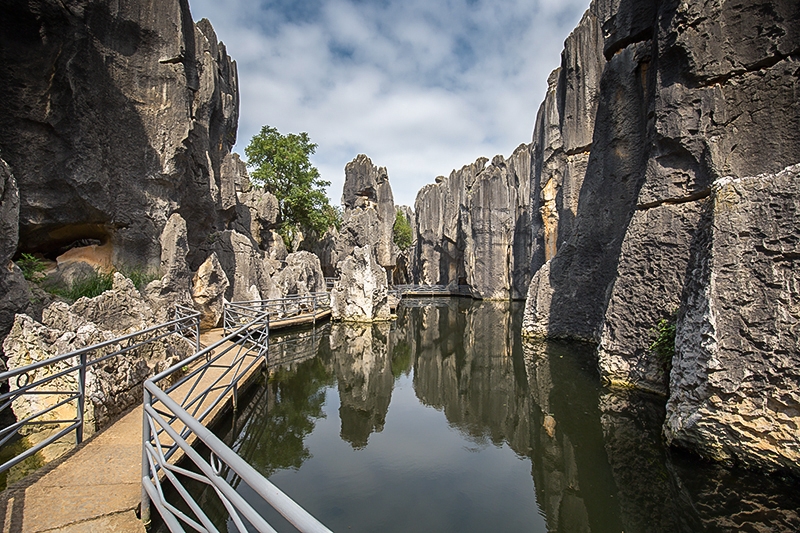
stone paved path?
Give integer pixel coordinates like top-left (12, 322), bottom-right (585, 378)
top-left (0, 404), bottom-right (146, 532)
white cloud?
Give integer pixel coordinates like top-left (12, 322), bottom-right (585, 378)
top-left (188, 0), bottom-right (590, 207)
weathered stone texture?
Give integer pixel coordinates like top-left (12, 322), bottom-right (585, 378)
top-left (331, 245), bottom-right (390, 322)
top-left (0, 0), bottom-right (239, 269)
top-left (197, 230), bottom-right (279, 303)
top-left (518, 0), bottom-right (800, 473)
top-left (523, 37), bottom-right (653, 341)
top-left (191, 253), bottom-right (229, 330)
top-left (597, 201), bottom-right (704, 394)
top-left (414, 151), bottom-right (532, 299)
top-left (0, 157), bottom-right (29, 367)
top-left (274, 251), bottom-right (325, 297)
top-left (337, 154), bottom-right (396, 269)
top-left (414, 159), bottom-right (482, 287)
top-left (4, 274), bottom-right (193, 433)
top-left (665, 165), bottom-right (800, 473)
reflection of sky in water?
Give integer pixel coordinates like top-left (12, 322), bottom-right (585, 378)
top-left (268, 373), bottom-right (545, 533)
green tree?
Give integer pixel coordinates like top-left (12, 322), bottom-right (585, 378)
top-left (245, 125), bottom-right (340, 249)
top-left (393, 209), bottom-right (413, 249)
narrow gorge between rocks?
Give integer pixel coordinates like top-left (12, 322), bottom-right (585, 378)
top-left (160, 300), bottom-right (800, 533)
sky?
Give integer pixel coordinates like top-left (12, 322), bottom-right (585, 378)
top-left (189, 0), bottom-right (590, 207)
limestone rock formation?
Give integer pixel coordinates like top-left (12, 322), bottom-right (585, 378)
top-left (143, 213), bottom-right (193, 323)
top-left (191, 253), bottom-right (229, 330)
top-left (340, 154), bottom-right (396, 268)
top-left (0, 157), bottom-right (29, 369)
top-left (414, 150), bottom-right (532, 299)
top-left (665, 165), bottom-right (800, 473)
top-left (274, 251), bottom-right (325, 297)
top-left (518, 0), bottom-right (800, 472)
top-left (197, 230), bottom-right (279, 303)
top-left (0, 1), bottom-right (239, 270)
top-left (67, 273), bottom-right (152, 333)
top-left (326, 155), bottom-right (398, 277)
top-left (392, 205), bottom-right (415, 285)
top-left (331, 245), bottom-right (390, 322)
top-left (4, 275), bottom-right (193, 433)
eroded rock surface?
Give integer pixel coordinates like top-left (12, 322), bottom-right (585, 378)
top-left (331, 245), bottom-right (390, 322)
top-left (191, 253), bottom-right (229, 330)
top-left (0, 157), bottom-right (28, 370)
top-left (4, 275), bottom-right (193, 433)
top-left (414, 151), bottom-right (532, 299)
top-left (0, 1), bottom-right (238, 269)
top-left (327, 155), bottom-right (398, 275)
top-left (198, 230), bottom-right (279, 303)
top-left (274, 251), bottom-right (325, 297)
top-left (665, 165), bottom-right (800, 473)
top-left (519, 0), bottom-right (800, 472)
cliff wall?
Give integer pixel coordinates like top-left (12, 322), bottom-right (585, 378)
top-left (0, 0), bottom-right (240, 269)
top-left (521, 0), bottom-right (800, 472)
top-left (413, 149), bottom-right (532, 300)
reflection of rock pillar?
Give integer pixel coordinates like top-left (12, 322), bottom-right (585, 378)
top-left (599, 389), bottom-right (698, 532)
top-left (523, 340), bottom-right (588, 532)
top-left (329, 323), bottom-right (394, 449)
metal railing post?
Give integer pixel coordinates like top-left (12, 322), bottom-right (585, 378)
top-left (195, 316), bottom-right (200, 353)
top-left (141, 386), bottom-right (152, 529)
top-left (77, 352), bottom-right (86, 445)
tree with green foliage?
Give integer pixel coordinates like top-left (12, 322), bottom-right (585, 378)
top-left (245, 125), bottom-right (340, 249)
top-left (393, 209), bottom-right (413, 250)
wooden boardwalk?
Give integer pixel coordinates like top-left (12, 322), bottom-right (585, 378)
top-left (0, 307), bottom-right (329, 532)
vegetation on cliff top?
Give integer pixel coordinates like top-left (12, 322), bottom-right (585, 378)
top-left (393, 209), bottom-right (413, 250)
top-left (245, 125), bottom-right (341, 249)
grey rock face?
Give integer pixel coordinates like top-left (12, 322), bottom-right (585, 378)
top-left (520, 0), bottom-right (800, 472)
top-left (665, 165), bottom-right (800, 474)
top-left (341, 155), bottom-right (396, 268)
top-left (143, 213), bottom-right (193, 322)
top-left (5, 272), bottom-right (193, 433)
top-left (0, 157), bottom-right (18, 267)
top-left (191, 253), bottom-right (229, 330)
top-left (0, 157), bottom-right (29, 367)
top-left (274, 251), bottom-right (325, 297)
top-left (198, 230), bottom-right (278, 303)
top-left (331, 245), bottom-right (390, 322)
top-left (414, 158), bottom-right (482, 289)
top-left (67, 273), bottom-right (153, 333)
top-left (392, 206), bottom-right (415, 285)
top-left (0, 1), bottom-right (239, 269)
top-left (331, 155), bottom-right (397, 272)
top-left (414, 151), bottom-right (532, 299)
top-left (597, 201), bottom-right (704, 394)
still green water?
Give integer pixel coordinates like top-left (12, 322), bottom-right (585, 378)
top-left (190, 299), bottom-right (800, 532)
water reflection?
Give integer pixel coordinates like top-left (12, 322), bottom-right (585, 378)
top-left (329, 323), bottom-right (394, 448)
top-left (196, 301), bottom-right (800, 533)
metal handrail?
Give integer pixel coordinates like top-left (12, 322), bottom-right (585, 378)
top-left (224, 293), bottom-right (331, 333)
top-left (142, 307), bottom-right (332, 532)
top-left (0, 308), bottom-right (201, 475)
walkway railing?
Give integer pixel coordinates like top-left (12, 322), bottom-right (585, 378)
top-left (324, 277), bottom-right (338, 291)
top-left (0, 307), bottom-right (200, 476)
top-left (224, 293), bottom-right (331, 331)
top-left (141, 303), bottom-right (332, 532)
